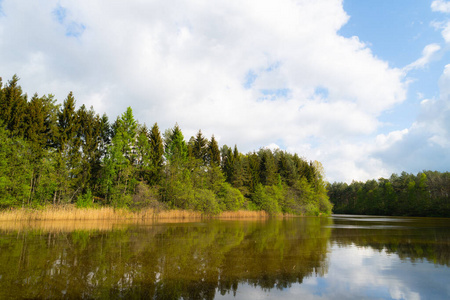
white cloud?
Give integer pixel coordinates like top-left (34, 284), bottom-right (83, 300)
top-left (372, 64), bottom-right (450, 175)
top-left (404, 43), bottom-right (441, 71)
top-left (431, 0), bottom-right (450, 13)
top-left (0, 0), bottom-right (408, 182)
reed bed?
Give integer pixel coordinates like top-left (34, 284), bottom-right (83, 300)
top-left (0, 207), bottom-right (287, 224)
top-left (0, 206), bottom-right (135, 221)
top-left (218, 210), bottom-right (269, 219)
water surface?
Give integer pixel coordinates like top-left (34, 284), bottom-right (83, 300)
top-left (0, 215), bottom-right (448, 299)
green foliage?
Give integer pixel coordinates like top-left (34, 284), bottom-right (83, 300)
top-left (164, 123), bottom-right (188, 164)
top-left (0, 124), bottom-right (32, 208)
top-left (207, 135), bottom-right (221, 166)
top-left (252, 184), bottom-right (279, 215)
top-left (76, 189), bottom-right (94, 208)
top-left (149, 122), bottom-right (164, 184)
top-left (0, 74), bottom-right (335, 216)
top-left (329, 171), bottom-right (450, 217)
top-left (192, 189), bottom-right (220, 215)
top-left (217, 182), bottom-right (245, 211)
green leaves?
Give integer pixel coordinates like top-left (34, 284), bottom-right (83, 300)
top-left (0, 75), bottom-right (335, 215)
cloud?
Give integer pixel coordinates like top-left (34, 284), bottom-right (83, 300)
top-left (0, 0), bottom-right (408, 182)
top-left (403, 43), bottom-right (441, 71)
top-left (373, 64), bottom-right (450, 174)
top-left (431, 0), bottom-right (450, 13)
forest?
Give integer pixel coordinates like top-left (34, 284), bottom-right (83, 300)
top-left (328, 171), bottom-right (450, 217)
top-left (0, 75), bottom-right (332, 215)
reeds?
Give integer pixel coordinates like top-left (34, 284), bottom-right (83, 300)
top-left (0, 206), bottom-right (134, 221)
top-left (218, 210), bottom-right (269, 219)
top-left (0, 207), bottom-right (265, 221)
top-left (0, 207), bottom-right (285, 223)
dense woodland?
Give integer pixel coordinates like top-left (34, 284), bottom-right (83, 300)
top-left (0, 75), bottom-right (332, 215)
top-left (328, 171), bottom-right (450, 217)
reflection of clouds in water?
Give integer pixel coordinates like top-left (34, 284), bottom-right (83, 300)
top-left (327, 244), bottom-right (419, 300)
top-left (216, 243), bottom-right (448, 299)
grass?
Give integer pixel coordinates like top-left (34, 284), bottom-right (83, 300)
top-left (0, 206), bottom-right (275, 222)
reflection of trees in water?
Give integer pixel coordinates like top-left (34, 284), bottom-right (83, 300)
top-left (330, 218), bottom-right (450, 267)
top-left (0, 218), bottom-right (331, 299)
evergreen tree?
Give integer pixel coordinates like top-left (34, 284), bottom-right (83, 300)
top-left (54, 92), bottom-right (81, 204)
top-left (149, 122), bottom-right (164, 185)
top-left (190, 130), bottom-right (208, 163)
top-left (207, 135), bottom-right (221, 167)
top-left (164, 123), bottom-right (188, 164)
top-left (0, 75), bottom-right (28, 136)
top-left (258, 148), bottom-right (278, 186)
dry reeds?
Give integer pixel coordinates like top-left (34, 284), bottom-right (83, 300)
top-left (0, 206), bottom-right (135, 222)
top-left (0, 207), bottom-right (286, 224)
top-left (218, 210), bottom-right (269, 219)
top-left (0, 206), bottom-right (207, 222)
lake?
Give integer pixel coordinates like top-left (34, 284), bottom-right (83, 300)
top-left (0, 215), bottom-right (449, 299)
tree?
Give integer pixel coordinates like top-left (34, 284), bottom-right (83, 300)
top-left (164, 123), bottom-right (188, 165)
top-left (101, 107), bottom-right (138, 206)
top-left (0, 125), bottom-right (32, 208)
top-left (207, 135), bottom-right (221, 167)
top-left (53, 92), bottom-right (81, 204)
top-left (0, 75), bottom-right (28, 137)
top-left (189, 129), bottom-right (208, 163)
top-left (149, 122), bottom-right (164, 185)
top-left (258, 148), bottom-right (277, 186)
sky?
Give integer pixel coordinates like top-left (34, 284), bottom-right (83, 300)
top-left (0, 0), bottom-right (449, 183)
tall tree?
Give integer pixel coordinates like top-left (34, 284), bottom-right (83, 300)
top-left (164, 123), bottom-right (188, 164)
top-left (0, 75), bottom-right (28, 136)
top-left (149, 122), bottom-right (164, 185)
top-left (100, 107), bottom-right (138, 206)
top-left (207, 135), bottom-right (221, 167)
top-left (190, 130), bottom-right (208, 163)
top-left (54, 92), bottom-right (81, 204)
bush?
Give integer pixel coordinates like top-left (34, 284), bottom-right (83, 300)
top-left (76, 189), bottom-right (94, 208)
top-left (217, 183), bottom-right (245, 211)
top-left (193, 189), bottom-right (220, 215)
top-left (131, 182), bottom-right (165, 211)
top-left (252, 184), bottom-right (279, 215)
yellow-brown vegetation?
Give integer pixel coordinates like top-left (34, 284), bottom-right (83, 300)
top-left (0, 206), bottom-right (281, 223)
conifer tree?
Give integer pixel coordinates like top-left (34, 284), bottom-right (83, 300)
top-left (149, 122), bottom-right (164, 184)
top-left (0, 75), bottom-right (28, 136)
top-left (207, 135), bottom-right (221, 167)
top-left (164, 123), bottom-right (188, 164)
top-left (190, 129), bottom-right (208, 163)
top-left (53, 92), bottom-right (82, 203)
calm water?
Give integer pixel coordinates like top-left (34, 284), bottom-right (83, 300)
top-left (0, 215), bottom-right (449, 299)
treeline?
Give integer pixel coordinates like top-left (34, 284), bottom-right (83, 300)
top-left (328, 171), bottom-right (450, 217)
top-left (0, 75), bottom-right (332, 215)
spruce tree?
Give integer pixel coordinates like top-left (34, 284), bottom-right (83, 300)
top-left (191, 130), bottom-right (208, 163)
top-left (0, 75), bottom-right (28, 136)
top-left (149, 122), bottom-right (164, 184)
top-left (207, 135), bottom-right (221, 167)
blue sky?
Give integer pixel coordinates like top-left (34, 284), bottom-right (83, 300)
top-left (0, 0), bottom-right (449, 182)
top-left (340, 0), bottom-right (446, 132)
